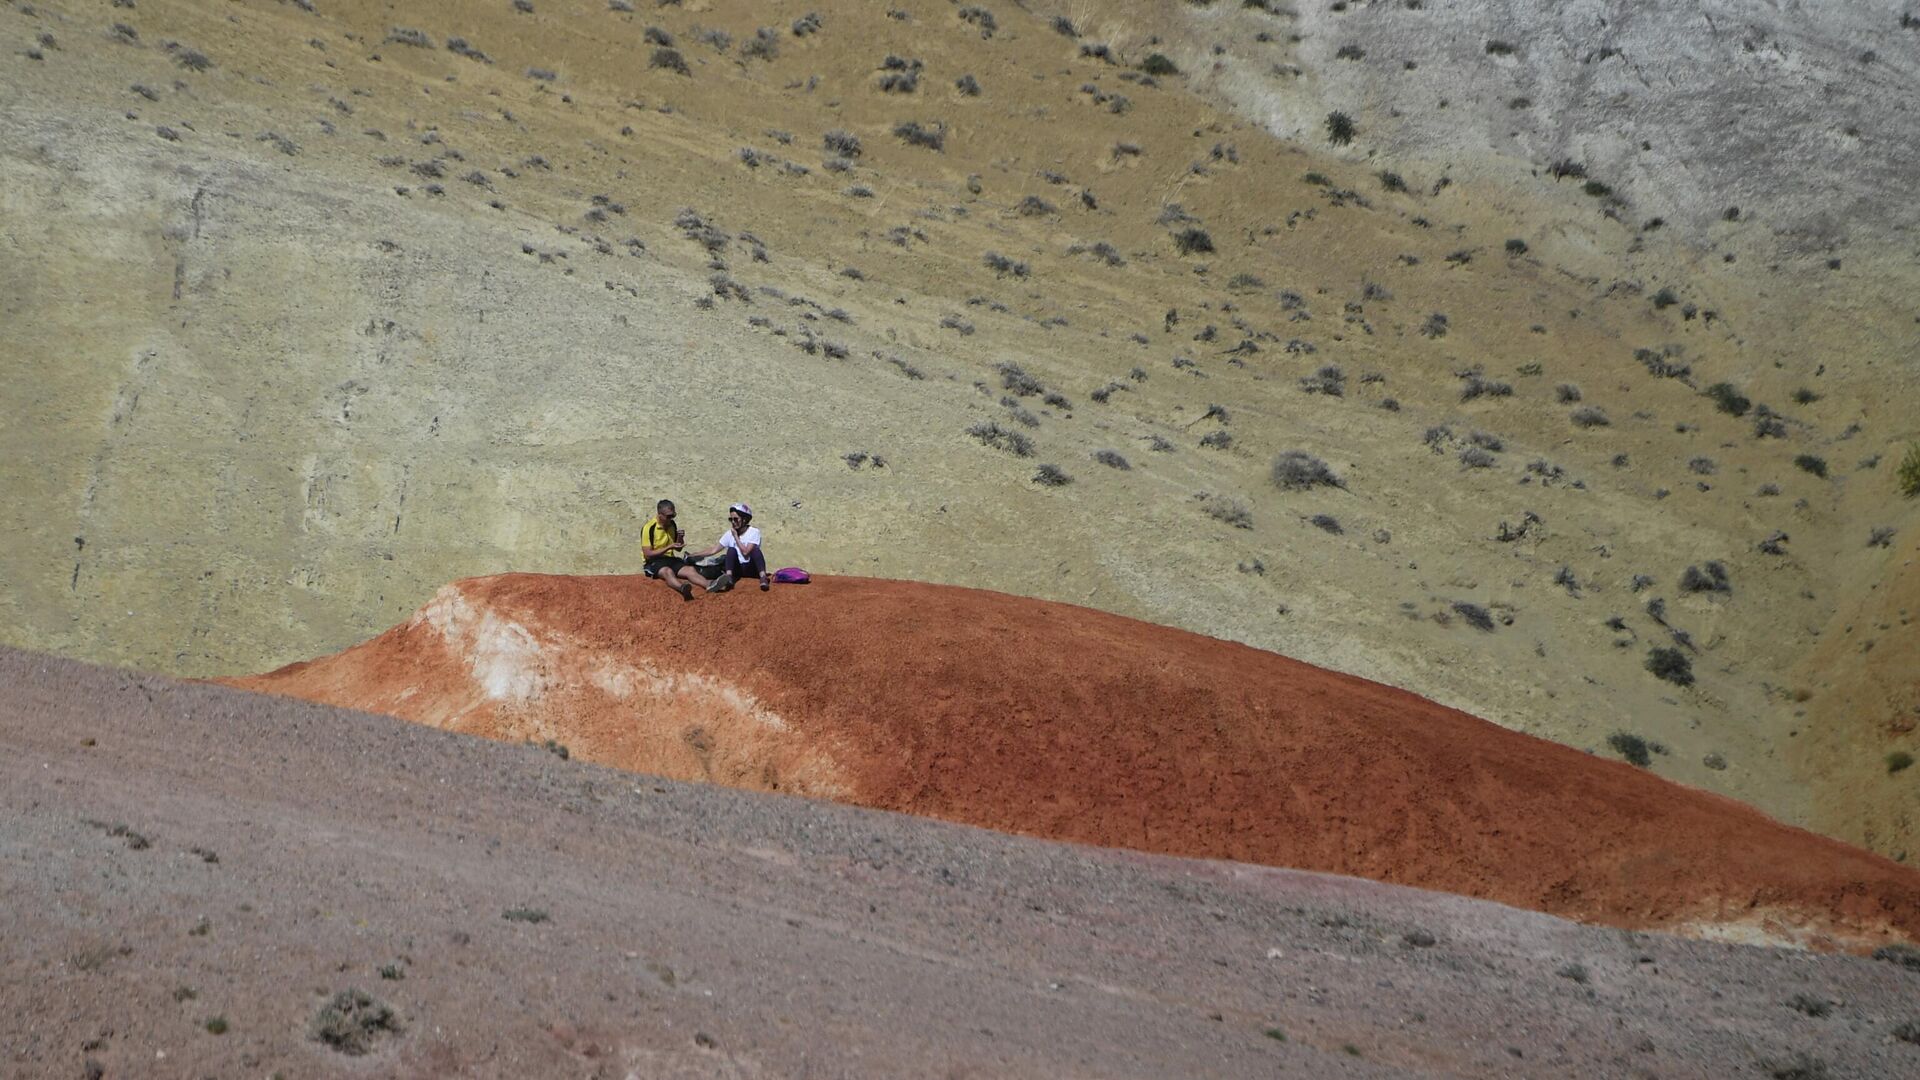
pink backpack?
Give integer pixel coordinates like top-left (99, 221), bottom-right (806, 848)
top-left (772, 567), bottom-right (810, 584)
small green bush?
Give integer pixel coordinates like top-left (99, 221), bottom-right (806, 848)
top-left (1646, 647), bottom-right (1694, 687)
top-left (1890, 751), bottom-right (1915, 774)
top-left (1875, 943), bottom-right (1920, 969)
top-left (1325, 111), bottom-right (1356, 146)
top-left (311, 989), bottom-right (400, 1055)
top-left (1897, 442), bottom-right (1920, 497)
top-left (1140, 53), bottom-right (1179, 76)
top-left (1608, 732), bottom-right (1652, 767)
top-left (1704, 382), bottom-right (1750, 417)
top-left (1794, 454), bottom-right (1828, 478)
top-left (1172, 227), bottom-right (1214, 255)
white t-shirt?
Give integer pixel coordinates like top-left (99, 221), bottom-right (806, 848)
top-left (719, 526), bottom-right (762, 558)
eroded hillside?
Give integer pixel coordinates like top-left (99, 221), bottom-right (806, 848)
top-left (2, 0), bottom-right (1916, 852)
top-left (227, 572), bottom-right (1920, 951)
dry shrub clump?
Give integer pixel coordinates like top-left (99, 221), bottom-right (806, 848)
top-left (967, 421), bottom-right (1033, 457)
top-left (1271, 451), bottom-right (1342, 491)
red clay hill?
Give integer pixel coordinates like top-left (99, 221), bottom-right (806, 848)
top-left (226, 573), bottom-right (1920, 950)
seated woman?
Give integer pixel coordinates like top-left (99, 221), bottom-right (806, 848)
top-left (686, 502), bottom-right (770, 592)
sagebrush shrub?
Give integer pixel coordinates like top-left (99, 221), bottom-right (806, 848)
top-left (1450, 601), bottom-right (1494, 631)
top-left (1645, 647), bottom-right (1694, 686)
top-left (996, 362), bottom-right (1043, 397)
top-left (967, 421), bottom-right (1033, 457)
top-left (982, 251), bottom-right (1029, 278)
top-left (823, 129), bottom-right (862, 158)
top-left (1203, 494), bottom-right (1252, 528)
top-left (1271, 451), bottom-right (1342, 491)
top-left (1172, 228), bottom-right (1214, 255)
top-left (1679, 561), bottom-right (1730, 594)
top-left (1705, 382), bottom-right (1750, 417)
top-left (1459, 374), bottom-right (1513, 401)
top-left (1607, 732), bottom-right (1652, 767)
top-left (1300, 365), bottom-right (1345, 397)
top-left (893, 120), bottom-right (947, 150)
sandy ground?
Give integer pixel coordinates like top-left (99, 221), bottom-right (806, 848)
top-left (6, 645), bottom-right (1920, 1078)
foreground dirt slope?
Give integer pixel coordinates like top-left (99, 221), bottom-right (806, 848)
top-left (227, 573), bottom-right (1920, 950)
top-left (11, 647), bottom-right (1920, 1079)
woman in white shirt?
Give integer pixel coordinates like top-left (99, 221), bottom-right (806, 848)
top-left (688, 502), bottom-right (770, 592)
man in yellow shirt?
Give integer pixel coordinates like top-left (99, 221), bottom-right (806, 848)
top-left (641, 499), bottom-right (702, 602)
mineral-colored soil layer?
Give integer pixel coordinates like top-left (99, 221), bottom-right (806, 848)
top-left (15, 646), bottom-right (1920, 1078)
top-left (226, 573), bottom-right (1920, 950)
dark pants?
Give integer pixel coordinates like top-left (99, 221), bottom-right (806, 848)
top-left (724, 546), bottom-right (766, 580)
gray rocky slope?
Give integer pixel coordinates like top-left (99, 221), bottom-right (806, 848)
top-left (5, 646), bottom-right (1920, 1078)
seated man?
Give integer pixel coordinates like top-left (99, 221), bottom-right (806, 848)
top-left (640, 499), bottom-right (702, 601)
top-left (686, 502), bottom-right (770, 592)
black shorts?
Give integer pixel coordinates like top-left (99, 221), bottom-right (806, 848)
top-left (643, 555), bottom-right (689, 578)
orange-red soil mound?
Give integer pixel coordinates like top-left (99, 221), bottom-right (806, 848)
top-left (227, 574), bottom-right (1920, 948)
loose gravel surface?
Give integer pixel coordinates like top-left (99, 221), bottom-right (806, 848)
top-left (6, 647), bottom-right (1920, 1078)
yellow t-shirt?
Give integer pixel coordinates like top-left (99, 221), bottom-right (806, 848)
top-left (643, 518), bottom-right (683, 557)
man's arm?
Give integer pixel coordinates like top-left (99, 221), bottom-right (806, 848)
top-left (640, 524), bottom-right (681, 558)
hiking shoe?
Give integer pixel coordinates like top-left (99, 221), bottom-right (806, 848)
top-left (676, 582), bottom-right (694, 602)
top-left (759, 575), bottom-right (771, 592)
top-left (708, 571), bottom-right (734, 593)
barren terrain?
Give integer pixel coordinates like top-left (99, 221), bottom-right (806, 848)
top-left (4, 3), bottom-right (1920, 1071)
top-left (229, 571), bottom-right (1920, 951)
top-left (9, 647), bottom-right (1920, 1078)
top-left (2, 0), bottom-right (1915, 856)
